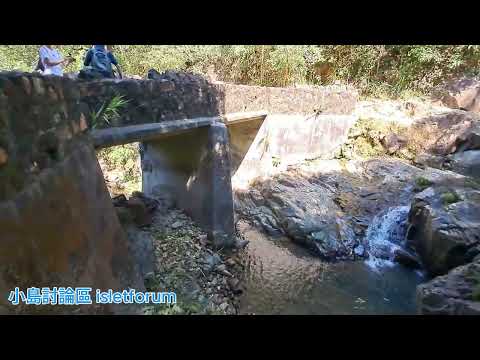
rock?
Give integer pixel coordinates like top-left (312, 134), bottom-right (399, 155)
top-left (226, 258), bottom-right (236, 267)
top-left (381, 133), bottom-right (407, 155)
top-left (216, 264), bottom-right (227, 272)
top-left (207, 230), bottom-right (233, 249)
top-left (393, 248), bottom-right (422, 269)
top-left (235, 172), bottom-right (356, 260)
top-left (234, 239), bottom-right (249, 249)
top-left (171, 221), bottom-right (183, 229)
top-left (131, 192), bottom-right (158, 213)
top-left (227, 277), bottom-right (242, 295)
top-left (203, 254), bottom-right (222, 271)
top-left (112, 194), bottom-right (127, 207)
top-left (445, 150), bottom-right (480, 179)
top-left (198, 234), bottom-right (208, 246)
top-left (414, 153), bottom-right (445, 170)
top-left (116, 206), bottom-right (134, 225)
top-left (434, 77), bottom-right (480, 113)
top-left (126, 198), bottom-right (152, 227)
top-left (0, 147), bottom-right (8, 166)
top-left (406, 186), bottom-right (480, 276)
top-left (416, 260), bottom-right (480, 315)
top-left (412, 111), bottom-right (480, 156)
top-left (215, 264), bottom-right (233, 277)
top-left (354, 244), bottom-right (366, 257)
top-left (219, 302), bottom-right (230, 312)
top-left (453, 126), bottom-right (480, 153)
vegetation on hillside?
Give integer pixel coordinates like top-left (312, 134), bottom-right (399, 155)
top-left (2, 45), bottom-right (480, 97)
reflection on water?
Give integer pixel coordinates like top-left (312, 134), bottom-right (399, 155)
top-left (238, 222), bottom-right (425, 315)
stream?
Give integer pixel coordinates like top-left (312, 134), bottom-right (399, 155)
top-left (237, 206), bottom-right (426, 315)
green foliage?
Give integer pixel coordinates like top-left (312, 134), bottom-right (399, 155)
top-left (441, 191), bottom-right (461, 206)
top-left (2, 45), bottom-right (480, 97)
top-left (90, 94), bottom-right (129, 129)
top-left (415, 177), bottom-right (433, 190)
top-left (97, 143), bottom-right (139, 183)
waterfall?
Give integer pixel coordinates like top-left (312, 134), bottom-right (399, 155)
top-left (364, 206), bottom-right (410, 270)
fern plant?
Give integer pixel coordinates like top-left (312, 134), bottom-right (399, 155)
top-left (90, 94), bottom-right (129, 129)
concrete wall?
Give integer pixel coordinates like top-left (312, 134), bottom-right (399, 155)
top-left (229, 114), bottom-right (358, 190)
top-left (221, 82), bottom-right (357, 115)
top-left (0, 72), bottom-right (144, 314)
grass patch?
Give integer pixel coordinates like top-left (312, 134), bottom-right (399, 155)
top-left (441, 190), bottom-right (461, 206)
top-left (415, 177), bottom-right (433, 191)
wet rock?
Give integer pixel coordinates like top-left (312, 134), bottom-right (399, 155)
top-left (407, 186), bottom-right (480, 276)
top-left (416, 260), bottom-right (480, 315)
top-left (393, 248), bottom-right (422, 269)
top-left (354, 244), bottom-right (366, 257)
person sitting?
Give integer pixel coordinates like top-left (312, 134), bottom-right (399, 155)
top-left (78, 45), bottom-right (120, 80)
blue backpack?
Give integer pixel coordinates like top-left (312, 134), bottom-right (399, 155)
top-left (91, 48), bottom-right (112, 75)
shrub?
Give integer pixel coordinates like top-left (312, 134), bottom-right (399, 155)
top-left (415, 177), bottom-right (433, 190)
top-left (441, 191), bottom-right (461, 205)
top-left (3, 45), bottom-right (480, 98)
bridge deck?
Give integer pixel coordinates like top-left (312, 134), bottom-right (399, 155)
top-left (91, 111), bottom-right (267, 149)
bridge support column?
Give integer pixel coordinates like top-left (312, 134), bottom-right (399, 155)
top-left (141, 122), bottom-right (235, 248)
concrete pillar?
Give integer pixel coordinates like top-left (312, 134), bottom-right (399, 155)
top-left (207, 122), bottom-right (235, 248)
top-left (141, 122), bottom-right (234, 248)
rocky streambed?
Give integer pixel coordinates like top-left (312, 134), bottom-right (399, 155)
top-left (111, 191), bottom-right (247, 315)
top-left (234, 103), bottom-right (480, 315)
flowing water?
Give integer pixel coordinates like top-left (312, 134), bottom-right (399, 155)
top-left (238, 206), bottom-right (425, 315)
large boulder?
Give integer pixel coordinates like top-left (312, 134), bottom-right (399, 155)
top-left (416, 260), bottom-right (480, 315)
top-left (434, 77), bottom-right (480, 113)
top-left (406, 185), bottom-right (480, 276)
top-left (235, 172), bottom-right (355, 260)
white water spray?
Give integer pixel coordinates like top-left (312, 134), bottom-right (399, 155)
top-left (364, 206), bottom-right (410, 270)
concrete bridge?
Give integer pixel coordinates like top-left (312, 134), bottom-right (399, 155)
top-left (91, 110), bottom-right (268, 249)
top-left (0, 71), bottom-right (358, 314)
